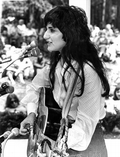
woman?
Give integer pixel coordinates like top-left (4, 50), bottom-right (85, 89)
top-left (20, 5), bottom-right (110, 157)
top-left (0, 93), bottom-right (26, 136)
top-left (5, 93), bottom-right (27, 115)
top-left (5, 93), bottom-right (20, 110)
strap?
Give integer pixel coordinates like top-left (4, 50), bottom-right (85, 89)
top-left (38, 87), bottom-right (46, 107)
top-left (52, 65), bottom-right (81, 156)
top-left (37, 87), bottom-right (48, 134)
top-left (62, 65), bottom-right (80, 118)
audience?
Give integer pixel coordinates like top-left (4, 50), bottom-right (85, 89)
top-left (102, 84), bottom-right (120, 132)
top-left (0, 93), bottom-right (26, 135)
top-left (6, 59), bottom-right (27, 85)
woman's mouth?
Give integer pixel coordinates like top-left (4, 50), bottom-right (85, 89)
top-left (47, 42), bottom-right (52, 46)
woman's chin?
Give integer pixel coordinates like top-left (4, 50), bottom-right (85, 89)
top-left (47, 48), bottom-right (54, 52)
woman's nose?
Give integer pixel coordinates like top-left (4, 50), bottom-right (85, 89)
top-left (43, 31), bottom-right (49, 40)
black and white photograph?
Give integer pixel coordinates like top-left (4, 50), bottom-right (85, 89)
top-left (0, 0), bottom-right (120, 157)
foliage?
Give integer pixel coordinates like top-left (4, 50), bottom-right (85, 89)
top-left (2, 0), bottom-right (52, 19)
top-left (26, 0), bottom-right (53, 18)
top-left (2, 0), bottom-right (53, 29)
top-left (2, 1), bottom-right (28, 17)
top-left (2, 0), bottom-right (68, 18)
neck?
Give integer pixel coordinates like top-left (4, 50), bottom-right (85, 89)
top-left (60, 57), bottom-right (65, 67)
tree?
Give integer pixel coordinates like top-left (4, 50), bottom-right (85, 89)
top-left (26, 0), bottom-right (52, 24)
top-left (2, 0), bottom-right (68, 29)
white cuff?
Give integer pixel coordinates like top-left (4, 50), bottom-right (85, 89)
top-left (27, 102), bottom-right (38, 116)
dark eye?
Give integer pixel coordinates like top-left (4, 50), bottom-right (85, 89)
top-left (49, 28), bottom-right (55, 33)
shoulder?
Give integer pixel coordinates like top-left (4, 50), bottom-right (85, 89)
top-left (84, 62), bottom-right (97, 77)
top-left (32, 64), bottom-right (51, 87)
top-left (84, 63), bottom-right (102, 90)
top-left (37, 64), bottom-right (50, 75)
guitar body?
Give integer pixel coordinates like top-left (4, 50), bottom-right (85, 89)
top-left (27, 88), bottom-right (61, 157)
top-left (45, 88), bottom-right (61, 140)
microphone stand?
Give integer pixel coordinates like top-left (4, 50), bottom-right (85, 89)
top-left (1, 49), bottom-right (27, 78)
top-left (1, 138), bottom-right (7, 157)
top-left (0, 136), bottom-right (5, 157)
top-left (1, 46), bottom-right (37, 78)
top-left (1, 135), bottom-right (11, 157)
top-left (0, 137), bottom-right (6, 157)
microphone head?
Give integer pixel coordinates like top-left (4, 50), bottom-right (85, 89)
top-left (6, 86), bottom-right (14, 94)
top-left (3, 131), bottom-right (11, 138)
top-left (29, 40), bottom-right (37, 49)
top-left (0, 131), bottom-right (11, 138)
top-left (30, 47), bottom-right (40, 57)
top-left (1, 82), bottom-right (9, 89)
top-left (11, 128), bottom-right (19, 136)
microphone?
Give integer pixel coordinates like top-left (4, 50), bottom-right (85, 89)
top-left (23, 47), bottom-right (41, 58)
top-left (21, 40), bottom-right (39, 57)
top-left (6, 128), bottom-right (19, 139)
top-left (22, 40), bottom-right (37, 51)
top-left (1, 128), bottom-right (19, 157)
top-left (0, 131), bottom-right (11, 143)
top-left (1, 41), bottom-right (39, 78)
top-left (0, 82), bottom-right (14, 97)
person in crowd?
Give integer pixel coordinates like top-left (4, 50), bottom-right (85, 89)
top-left (113, 29), bottom-right (120, 57)
top-left (0, 25), bottom-right (9, 46)
top-left (105, 24), bottom-right (114, 38)
top-left (21, 57), bottom-right (35, 80)
top-left (104, 83), bottom-right (120, 113)
top-left (6, 59), bottom-right (27, 85)
top-left (19, 5), bottom-right (110, 157)
top-left (101, 41), bottom-right (117, 63)
top-left (38, 27), bottom-right (49, 57)
top-left (5, 93), bottom-right (26, 115)
top-left (26, 22), bottom-right (37, 43)
top-left (102, 83), bottom-right (120, 132)
top-left (113, 84), bottom-right (120, 100)
top-left (0, 37), bottom-right (6, 60)
top-left (17, 19), bottom-right (27, 36)
top-left (96, 30), bottom-right (109, 57)
top-left (90, 25), bottom-right (100, 43)
top-left (33, 52), bottom-right (49, 75)
top-left (6, 18), bottom-right (23, 48)
top-left (0, 26), bottom-right (11, 64)
top-left (33, 52), bottom-right (45, 75)
top-left (0, 93), bottom-right (27, 135)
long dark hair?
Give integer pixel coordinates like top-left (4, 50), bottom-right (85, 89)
top-left (44, 5), bottom-right (110, 97)
top-left (5, 93), bottom-right (20, 108)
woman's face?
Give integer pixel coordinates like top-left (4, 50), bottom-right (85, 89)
top-left (10, 98), bottom-right (19, 108)
top-left (43, 23), bottom-right (66, 52)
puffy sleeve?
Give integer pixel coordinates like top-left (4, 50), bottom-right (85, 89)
top-left (20, 65), bottom-right (50, 115)
top-left (67, 63), bottom-right (105, 151)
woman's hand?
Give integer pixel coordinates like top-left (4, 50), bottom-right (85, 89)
top-left (19, 112), bottom-right (36, 135)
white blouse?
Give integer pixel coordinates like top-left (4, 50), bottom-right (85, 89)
top-left (21, 61), bottom-right (106, 151)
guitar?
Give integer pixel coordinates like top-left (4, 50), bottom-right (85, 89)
top-left (27, 66), bottom-right (80, 157)
top-left (27, 88), bottom-right (61, 157)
